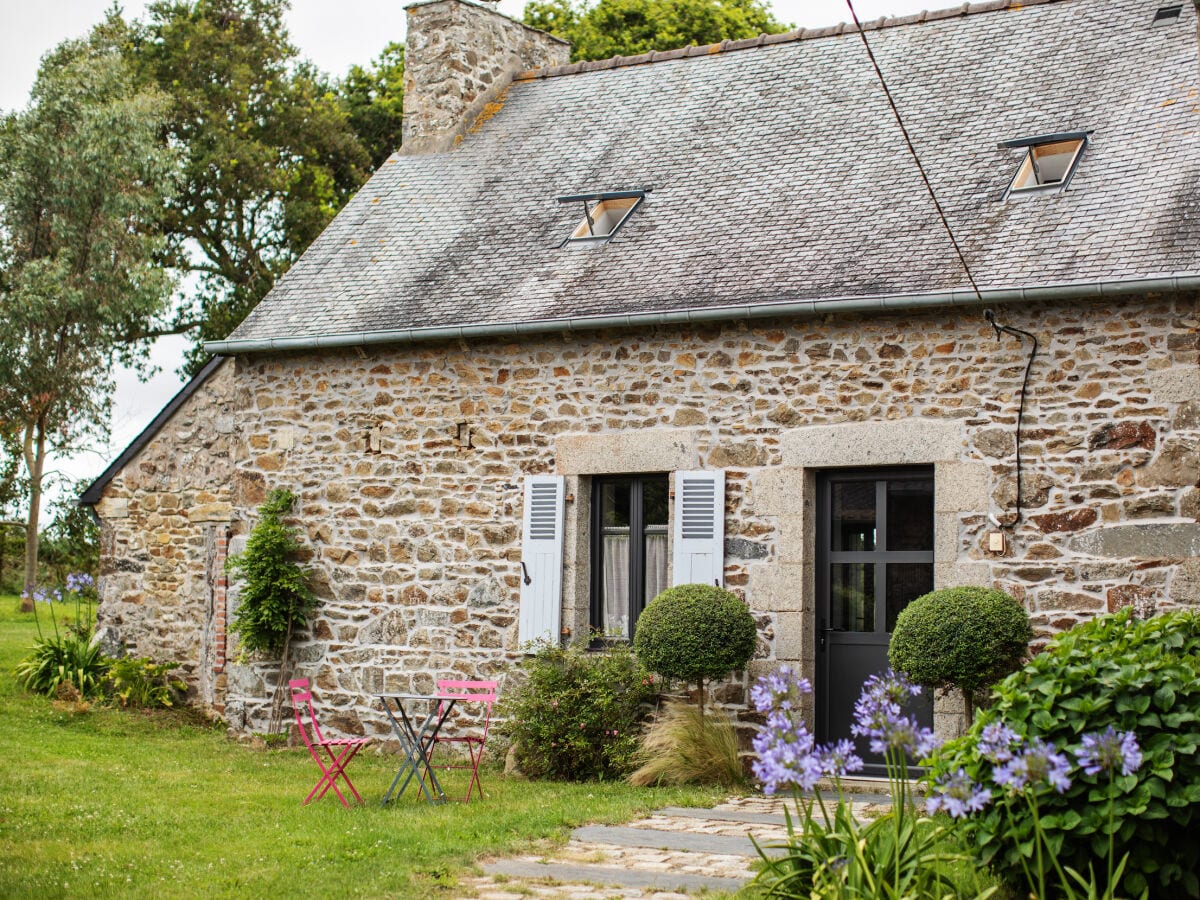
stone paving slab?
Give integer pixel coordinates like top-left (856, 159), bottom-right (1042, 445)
top-left (655, 806), bottom-right (789, 826)
top-left (571, 825), bottom-right (759, 857)
top-left (483, 860), bottom-right (747, 894)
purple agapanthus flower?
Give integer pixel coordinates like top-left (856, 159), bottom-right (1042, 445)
top-left (752, 709), bottom-right (822, 793)
top-left (926, 768), bottom-right (992, 818)
top-left (994, 739), bottom-right (1072, 794)
top-left (817, 739), bottom-right (864, 779)
top-left (978, 722), bottom-right (1021, 763)
top-left (851, 670), bottom-right (940, 759)
top-left (750, 665), bottom-right (811, 714)
top-left (65, 572), bottom-right (95, 593)
top-left (1077, 727), bottom-right (1142, 777)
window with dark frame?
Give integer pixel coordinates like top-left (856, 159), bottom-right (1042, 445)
top-left (590, 474), bottom-right (670, 640)
top-left (1002, 132), bottom-right (1088, 195)
top-left (556, 190), bottom-right (646, 245)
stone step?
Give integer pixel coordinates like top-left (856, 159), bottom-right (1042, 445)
top-left (571, 825), bottom-right (760, 857)
top-left (482, 859), bottom-right (748, 894)
top-left (655, 806), bottom-right (790, 827)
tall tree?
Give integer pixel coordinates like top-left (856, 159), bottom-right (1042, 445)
top-left (0, 19), bottom-right (176, 605)
top-left (336, 42), bottom-right (405, 172)
top-left (523, 0), bottom-right (788, 62)
top-left (130, 0), bottom-right (370, 373)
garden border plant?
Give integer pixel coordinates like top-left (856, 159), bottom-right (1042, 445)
top-left (931, 608), bottom-right (1200, 898)
top-left (497, 638), bottom-right (657, 781)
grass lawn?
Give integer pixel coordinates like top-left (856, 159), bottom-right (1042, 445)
top-left (0, 600), bottom-right (727, 898)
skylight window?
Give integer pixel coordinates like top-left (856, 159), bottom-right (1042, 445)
top-left (1001, 133), bottom-right (1088, 195)
top-left (557, 190), bottom-right (646, 245)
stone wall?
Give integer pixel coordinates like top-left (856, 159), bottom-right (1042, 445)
top-left (402, 0), bottom-right (570, 154)
top-left (94, 293), bottom-right (1200, 739)
top-left (94, 360), bottom-right (237, 708)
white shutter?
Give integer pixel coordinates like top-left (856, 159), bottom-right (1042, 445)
top-left (672, 470), bottom-right (726, 588)
top-left (518, 475), bottom-right (565, 648)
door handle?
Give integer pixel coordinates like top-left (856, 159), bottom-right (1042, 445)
top-left (520, 561), bottom-right (532, 586)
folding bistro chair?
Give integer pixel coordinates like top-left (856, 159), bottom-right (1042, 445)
top-left (422, 679), bottom-right (497, 803)
top-left (289, 679), bottom-right (371, 808)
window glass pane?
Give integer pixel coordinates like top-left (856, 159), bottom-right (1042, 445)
top-left (643, 477), bottom-right (669, 527)
top-left (831, 563), bottom-right (875, 632)
top-left (832, 482), bottom-right (875, 551)
top-left (886, 479), bottom-right (934, 551)
top-left (886, 563), bottom-right (933, 632)
top-left (600, 483), bottom-right (632, 639)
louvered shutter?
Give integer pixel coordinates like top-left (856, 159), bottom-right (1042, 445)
top-left (518, 475), bottom-right (565, 648)
top-left (672, 470), bottom-right (726, 587)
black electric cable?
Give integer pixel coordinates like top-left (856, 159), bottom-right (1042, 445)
top-left (984, 310), bottom-right (1038, 523)
top-left (843, 1), bottom-right (985, 303)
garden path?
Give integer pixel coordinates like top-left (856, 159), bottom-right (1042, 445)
top-left (466, 789), bottom-right (893, 898)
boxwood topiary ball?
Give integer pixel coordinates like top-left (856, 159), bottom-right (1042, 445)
top-left (888, 585), bottom-right (1032, 699)
top-left (633, 583), bottom-right (758, 684)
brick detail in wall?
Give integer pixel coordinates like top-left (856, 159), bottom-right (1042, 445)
top-left (213, 527), bottom-right (229, 674)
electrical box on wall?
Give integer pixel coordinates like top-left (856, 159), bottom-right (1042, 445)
top-left (988, 531), bottom-right (1007, 554)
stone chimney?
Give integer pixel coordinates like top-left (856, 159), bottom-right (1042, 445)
top-left (402, 0), bottom-right (570, 154)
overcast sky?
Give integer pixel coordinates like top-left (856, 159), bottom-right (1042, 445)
top-left (0, 0), bottom-right (928, 500)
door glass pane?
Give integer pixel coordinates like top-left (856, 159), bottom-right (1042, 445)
top-left (600, 483), bottom-right (632, 639)
top-left (886, 563), bottom-right (933, 632)
top-left (886, 479), bottom-right (934, 551)
top-left (832, 482), bottom-right (876, 551)
top-left (831, 563), bottom-right (875, 632)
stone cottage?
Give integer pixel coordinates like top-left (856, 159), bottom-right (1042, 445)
top-left (84, 0), bottom-right (1200, 755)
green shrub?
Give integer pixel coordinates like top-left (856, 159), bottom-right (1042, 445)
top-left (628, 700), bottom-right (745, 787)
top-left (226, 488), bottom-right (316, 657)
top-left (933, 609), bottom-right (1200, 899)
top-left (497, 640), bottom-right (657, 781)
top-left (889, 585), bottom-right (1032, 719)
top-left (633, 583), bottom-right (757, 706)
top-left (105, 656), bottom-right (186, 709)
top-left (16, 633), bottom-right (109, 698)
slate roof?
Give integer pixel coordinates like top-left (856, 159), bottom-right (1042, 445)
top-left (217, 0), bottom-right (1200, 349)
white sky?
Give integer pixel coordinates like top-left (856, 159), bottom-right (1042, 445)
top-left (0, 0), bottom-right (928, 503)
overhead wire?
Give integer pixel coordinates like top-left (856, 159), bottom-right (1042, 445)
top-left (842, 1), bottom-right (1035, 525)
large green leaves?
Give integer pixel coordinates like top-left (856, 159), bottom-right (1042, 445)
top-left (934, 609), bottom-right (1200, 898)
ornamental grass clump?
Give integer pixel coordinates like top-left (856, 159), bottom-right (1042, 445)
top-left (628, 700), bottom-right (744, 787)
top-left (750, 667), bottom-right (961, 899)
top-left (888, 585), bottom-right (1032, 721)
top-left (932, 608), bottom-right (1198, 899)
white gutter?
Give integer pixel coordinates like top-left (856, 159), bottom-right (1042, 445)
top-left (202, 274), bottom-right (1200, 356)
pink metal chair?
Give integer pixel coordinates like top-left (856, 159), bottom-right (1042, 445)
top-left (422, 679), bottom-right (497, 803)
top-left (289, 679), bottom-right (371, 808)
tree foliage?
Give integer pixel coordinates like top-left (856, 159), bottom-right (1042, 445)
top-left (336, 42), bottom-right (405, 172)
top-left (226, 488), bottom-right (316, 658)
top-left (888, 586), bottom-right (1032, 720)
top-left (633, 583), bottom-right (757, 707)
top-left (130, 0), bottom-right (371, 372)
top-left (0, 17), bottom-right (176, 598)
top-left (523, 0), bottom-right (788, 62)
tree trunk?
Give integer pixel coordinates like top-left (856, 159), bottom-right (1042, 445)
top-left (20, 421), bottom-right (46, 612)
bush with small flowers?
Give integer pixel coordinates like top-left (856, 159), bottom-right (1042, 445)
top-left (496, 639), bottom-right (657, 781)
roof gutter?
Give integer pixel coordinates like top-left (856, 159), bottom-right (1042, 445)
top-left (203, 274), bottom-right (1200, 356)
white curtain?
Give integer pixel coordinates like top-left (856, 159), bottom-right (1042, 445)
top-left (645, 528), bottom-right (669, 603)
top-left (603, 528), bottom-right (631, 639)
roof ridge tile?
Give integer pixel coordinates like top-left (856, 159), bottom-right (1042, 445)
top-left (513, 0), bottom-right (1068, 82)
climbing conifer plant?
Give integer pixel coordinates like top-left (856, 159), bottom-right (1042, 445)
top-left (226, 489), bottom-right (316, 658)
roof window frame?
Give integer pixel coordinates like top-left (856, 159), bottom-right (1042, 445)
top-left (557, 189), bottom-right (647, 246)
top-left (1001, 132), bottom-right (1090, 198)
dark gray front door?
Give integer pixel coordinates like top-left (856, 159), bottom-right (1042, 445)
top-left (816, 469), bottom-right (935, 774)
